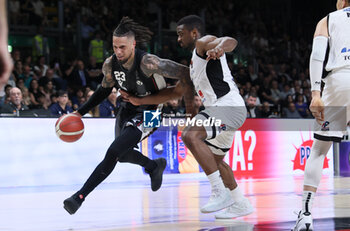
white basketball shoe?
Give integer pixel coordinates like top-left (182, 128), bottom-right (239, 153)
top-left (200, 187), bottom-right (234, 213)
top-left (215, 197), bottom-right (254, 219)
top-left (292, 211), bottom-right (313, 231)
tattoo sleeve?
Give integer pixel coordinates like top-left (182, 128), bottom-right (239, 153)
top-left (140, 54), bottom-right (190, 80)
top-left (101, 57), bottom-right (116, 88)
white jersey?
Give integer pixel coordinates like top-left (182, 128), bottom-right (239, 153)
top-left (190, 49), bottom-right (244, 107)
top-left (325, 7), bottom-right (350, 71)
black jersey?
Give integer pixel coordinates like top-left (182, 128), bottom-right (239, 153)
top-left (111, 48), bottom-right (166, 111)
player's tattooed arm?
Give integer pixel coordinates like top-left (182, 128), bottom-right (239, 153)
top-left (140, 54), bottom-right (190, 81)
top-left (101, 56), bottom-right (116, 88)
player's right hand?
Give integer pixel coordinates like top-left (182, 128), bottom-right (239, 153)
top-left (309, 96), bottom-right (324, 125)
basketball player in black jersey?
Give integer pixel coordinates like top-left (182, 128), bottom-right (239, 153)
top-left (121, 15), bottom-right (253, 218)
top-left (63, 17), bottom-right (194, 215)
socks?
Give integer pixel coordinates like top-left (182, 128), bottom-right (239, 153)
top-left (230, 186), bottom-right (245, 202)
top-left (208, 170), bottom-right (226, 191)
top-left (302, 191), bottom-right (315, 214)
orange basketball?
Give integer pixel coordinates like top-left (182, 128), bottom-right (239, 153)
top-left (55, 114), bottom-right (84, 142)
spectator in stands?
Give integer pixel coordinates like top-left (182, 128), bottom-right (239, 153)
top-left (28, 79), bottom-right (43, 108)
top-left (86, 56), bottom-right (103, 90)
top-left (33, 25), bottom-right (50, 62)
top-left (0, 87), bottom-right (29, 115)
top-left (246, 93), bottom-right (262, 118)
top-left (12, 60), bottom-right (23, 80)
top-left (71, 88), bottom-right (85, 110)
top-left (22, 87), bottom-right (31, 108)
top-left (193, 95), bottom-right (205, 113)
top-left (84, 90), bottom-right (99, 117)
top-left (23, 55), bottom-right (34, 70)
top-left (99, 87), bottom-right (118, 117)
top-left (270, 79), bottom-right (280, 105)
top-left (20, 64), bottom-right (35, 89)
top-left (41, 80), bottom-right (55, 109)
top-left (260, 101), bottom-right (273, 118)
top-left (282, 102), bottom-right (302, 118)
top-left (34, 55), bottom-right (49, 78)
top-left (163, 98), bottom-right (185, 117)
top-left (295, 94), bottom-right (310, 118)
top-left (67, 59), bottom-right (90, 91)
top-left (49, 90), bottom-right (73, 116)
top-left (11, 49), bottom-right (21, 63)
top-left (0, 84), bottom-right (13, 108)
top-left (89, 31), bottom-right (105, 66)
top-left (279, 83), bottom-right (293, 101)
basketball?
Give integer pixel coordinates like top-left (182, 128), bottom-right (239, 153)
top-left (55, 114), bottom-right (84, 142)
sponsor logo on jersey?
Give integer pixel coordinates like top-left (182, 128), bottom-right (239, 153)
top-left (321, 121), bottom-right (330, 131)
top-left (341, 47), bottom-right (350, 60)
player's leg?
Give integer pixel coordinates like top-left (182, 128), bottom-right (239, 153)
top-left (181, 122), bottom-right (233, 213)
top-left (115, 111), bottom-right (166, 192)
top-left (119, 149), bottom-right (166, 191)
top-left (208, 141), bottom-right (253, 219)
top-left (293, 138), bottom-right (332, 231)
top-left (63, 125), bottom-right (143, 215)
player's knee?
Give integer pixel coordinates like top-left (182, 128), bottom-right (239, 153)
top-left (181, 130), bottom-right (200, 147)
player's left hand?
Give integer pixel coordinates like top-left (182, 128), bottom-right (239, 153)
top-left (119, 90), bottom-right (142, 106)
top-left (206, 46), bottom-right (224, 61)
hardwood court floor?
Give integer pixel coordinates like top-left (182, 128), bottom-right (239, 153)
top-left (0, 175), bottom-right (350, 231)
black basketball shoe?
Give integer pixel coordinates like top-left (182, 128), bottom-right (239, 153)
top-left (63, 192), bottom-right (84, 215)
top-left (147, 158), bottom-right (167, 191)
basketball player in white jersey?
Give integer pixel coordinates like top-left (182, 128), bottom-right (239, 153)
top-left (293, 1), bottom-right (350, 230)
top-left (122, 15), bottom-right (253, 218)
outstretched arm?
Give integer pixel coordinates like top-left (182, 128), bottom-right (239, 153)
top-left (0, 0), bottom-right (13, 89)
top-left (77, 56), bottom-right (115, 116)
top-left (140, 54), bottom-right (189, 80)
top-left (139, 54), bottom-right (196, 116)
top-left (196, 35), bottom-right (238, 60)
top-left (121, 75), bottom-right (196, 117)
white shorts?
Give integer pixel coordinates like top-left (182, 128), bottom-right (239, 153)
top-left (314, 70), bottom-right (350, 142)
top-left (195, 105), bottom-right (247, 156)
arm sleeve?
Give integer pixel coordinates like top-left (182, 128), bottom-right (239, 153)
top-left (77, 86), bottom-right (112, 115)
top-left (309, 36), bottom-right (328, 91)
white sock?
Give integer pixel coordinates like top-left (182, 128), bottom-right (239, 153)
top-left (302, 191), bottom-right (315, 214)
top-left (207, 170), bottom-right (225, 191)
top-left (231, 186), bottom-right (245, 202)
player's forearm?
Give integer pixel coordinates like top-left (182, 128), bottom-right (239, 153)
top-left (309, 36), bottom-right (328, 92)
top-left (311, 91), bottom-right (321, 99)
top-left (139, 87), bottom-right (182, 105)
top-left (77, 86), bottom-right (112, 115)
top-left (0, 0), bottom-right (8, 45)
top-left (216, 37), bottom-right (238, 53)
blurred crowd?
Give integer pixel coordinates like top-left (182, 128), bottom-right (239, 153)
top-left (1, 0), bottom-right (316, 118)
